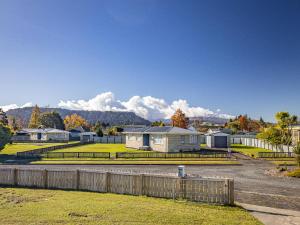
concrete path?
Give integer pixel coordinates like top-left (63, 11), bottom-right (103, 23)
top-left (237, 202), bottom-right (300, 225)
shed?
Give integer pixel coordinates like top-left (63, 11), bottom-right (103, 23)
top-left (206, 132), bottom-right (230, 148)
top-left (79, 132), bottom-right (96, 143)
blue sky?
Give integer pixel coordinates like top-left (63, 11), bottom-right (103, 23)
top-left (0, 0), bottom-right (299, 121)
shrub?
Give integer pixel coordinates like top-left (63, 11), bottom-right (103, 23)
top-left (293, 142), bottom-right (300, 167)
top-left (287, 168), bottom-right (300, 178)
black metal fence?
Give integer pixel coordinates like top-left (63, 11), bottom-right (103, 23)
top-left (116, 152), bottom-right (229, 159)
top-left (43, 152), bottom-right (111, 159)
top-left (16, 142), bottom-right (88, 158)
top-left (258, 152), bottom-right (295, 158)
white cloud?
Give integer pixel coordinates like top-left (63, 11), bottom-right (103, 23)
top-left (58, 92), bottom-right (234, 120)
top-left (1, 92), bottom-right (234, 120)
top-left (0, 102), bottom-right (33, 112)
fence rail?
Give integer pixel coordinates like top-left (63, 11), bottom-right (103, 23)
top-left (16, 142), bottom-right (90, 158)
top-left (42, 152), bottom-right (111, 159)
top-left (116, 152), bottom-right (229, 159)
top-left (231, 137), bottom-right (293, 153)
top-left (0, 168), bottom-right (234, 205)
top-left (258, 152), bottom-right (295, 158)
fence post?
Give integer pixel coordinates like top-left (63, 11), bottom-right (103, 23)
top-left (139, 174), bottom-right (144, 196)
top-left (76, 170), bottom-right (80, 190)
top-left (13, 168), bottom-right (18, 186)
top-left (226, 179), bottom-right (234, 205)
top-left (43, 169), bottom-right (48, 188)
top-left (178, 177), bottom-right (186, 199)
top-left (106, 172), bottom-right (111, 193)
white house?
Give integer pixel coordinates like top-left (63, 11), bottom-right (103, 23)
top-left (123, 126), bottom-right (201, 153)
top-left (14, 128), bottom-right (70, 142)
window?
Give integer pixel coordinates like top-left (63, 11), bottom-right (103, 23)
top-left (189, 135), bottom-right (197, 144)
top-left (153, 135), bottom-right (163, 144)
top-left (128, 134), bottom-right (136, 141)
top-left (180, 135), bottom-right (185, 144)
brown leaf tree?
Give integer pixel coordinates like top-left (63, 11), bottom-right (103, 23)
top-left (171, 109), bottom-right (189, 129)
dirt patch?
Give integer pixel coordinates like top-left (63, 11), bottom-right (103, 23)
top-left (68, 212), bottom-right (88, 218)
top-left (0, 190), bottom-right (53, 205)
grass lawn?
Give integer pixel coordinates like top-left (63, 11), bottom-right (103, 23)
top-left (231, 144), bottom-right (272, 158)
top-left (53, 143), bottom-right (146, 157)
top-left (271, 161), bottom-right (297, 166)
top-left (0, 143), bottom-right (69, 155)
top-left (0, 188), bottom-right (261, 225)
top-left (31, 160), bottom-right (240, 165)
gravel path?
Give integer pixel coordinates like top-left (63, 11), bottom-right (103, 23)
top-left (0, 158), bottom-right (299, 211)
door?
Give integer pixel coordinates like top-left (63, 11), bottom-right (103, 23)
top-left (215, 136), bottom-right (227, 148)
top-left (37, 133), bottom-right (42, 140)
top-left (143, 134), bottom-right (150, 146)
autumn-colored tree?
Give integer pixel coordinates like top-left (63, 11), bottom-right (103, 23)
top-left (28, 105), bottom-right (41, 128)
top-left (171, 109), bottom-right (189, 129)
top-left (238, 115), bottom-right (249, 131)
top-left (64, 114), bottom-right (89, 130)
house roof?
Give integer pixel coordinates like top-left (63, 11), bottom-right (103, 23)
top-left (80, 132), bottom-right (97, 136)
top-left (205, 131), bottom-right (230, 136)
top-left (69, 126), bottom-right (85, 133)
top-left (123, 126), bottom-right (199, 135)
top-left (19, 128), bottom-right (70, 134)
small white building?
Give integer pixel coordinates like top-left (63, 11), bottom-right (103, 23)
top-left (124, 126), bottom-right (201, 153)
top-left (14, 128), bottom-right (70, 142)
top-left (206, 131), bottom-right (230, 148)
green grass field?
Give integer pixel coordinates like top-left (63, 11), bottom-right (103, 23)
top-left (231, 144), bottom-right (272, 158)
top-left (53, 144), bottom-right (136, 152)
top-left (32, 160), bottom-right (240, 165)
top-left (271, 161), bottom-right (297, 166)
top-left (0, 143), bottom-right (67, 155)
top-left (0, 188), bottom-right (261, 225)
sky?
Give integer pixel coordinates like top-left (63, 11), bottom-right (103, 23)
top-left (0, 0), bottom-right (299, 121)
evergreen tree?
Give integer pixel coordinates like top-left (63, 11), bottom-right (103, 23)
top-left (93, 121), bottom-right (103, 137)
top-left (28, 105), bottom-right (41, 128)
top-left (0, 124), bottom-right (11, 150)
top-left (0, 108), bottom-right (8, 126)
top-left (39, 111), bottom-right (65, 130)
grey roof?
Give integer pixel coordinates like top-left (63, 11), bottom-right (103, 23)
top-left (122, 127), bottom-right (149, 132)
top-left (205, 131), bottom-right (230, 136)
top-left (123, 126), bottom-right (199, 134)
top-left (19, 128), bottom-right (70, 134)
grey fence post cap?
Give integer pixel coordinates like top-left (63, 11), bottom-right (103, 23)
top-left (178, 165), bottom-right (186, 177)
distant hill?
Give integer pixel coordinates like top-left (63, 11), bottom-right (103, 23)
top-left (6, 107), bottom-right (151, 127)
top-left (189, 116), bottom-right (229, 125)
top-left (161, 116), bottom-right (229, 126)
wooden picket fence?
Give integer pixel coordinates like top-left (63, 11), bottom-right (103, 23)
top-left (0, 168), bottom-right (234, 205)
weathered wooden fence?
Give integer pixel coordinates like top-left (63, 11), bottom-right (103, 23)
top-left (230, 137), bottom-right (293, 153)
top-left (16, 142), bottom-right (90, 158)
top-left (0, 168), bottom-right (234, 205)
